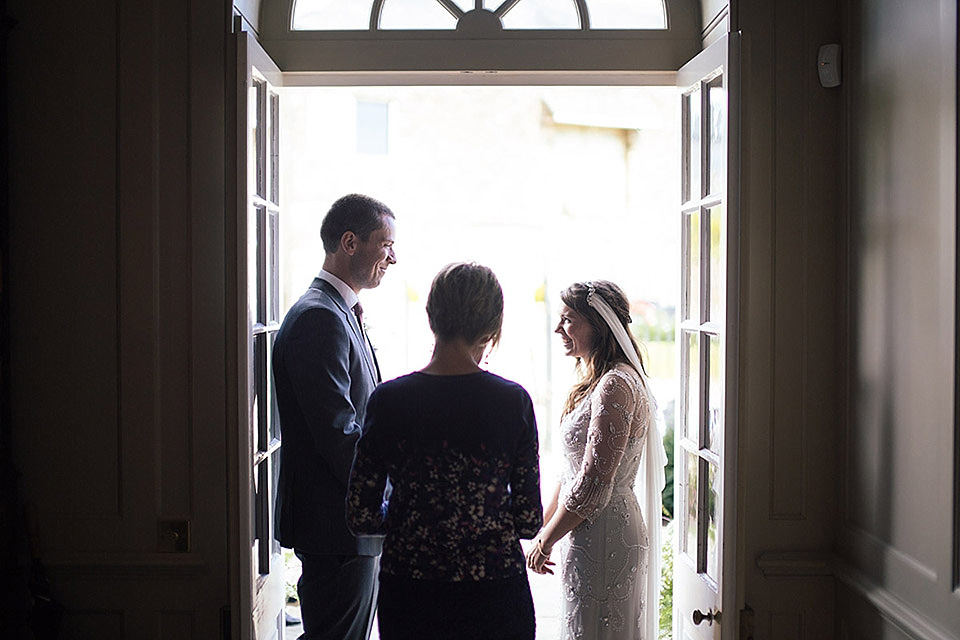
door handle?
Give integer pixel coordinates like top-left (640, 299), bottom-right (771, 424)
top-left (692, 608), bottom-right (721, 626)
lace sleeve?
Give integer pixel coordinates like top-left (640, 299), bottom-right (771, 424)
top-left (561, 370), bottom-right (638, 521)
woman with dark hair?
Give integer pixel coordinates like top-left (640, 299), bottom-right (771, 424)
top-left (347, 262), bottom-right (542, 640)
top-left (526, 280), bottom-right (667, 640)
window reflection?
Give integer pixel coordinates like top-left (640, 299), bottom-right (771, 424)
top-left (705, 461), bottom-right (719, 580)
top-left (707, 205), bottom-right (724, 322)
top-left (685, 87), bottom-right (701, 202)
top-left (683, 331), bottom-right (699, 441)
top-left (706, 334), bottom-right (722, 452)
top-left (706, 75), bottom-right (725, 196)
top-left (683, 451), bottom-right (698, 557)
top-left (684, 209), bottom-right (700, 322)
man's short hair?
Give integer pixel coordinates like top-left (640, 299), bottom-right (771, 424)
top-left (320, 194), bottom-right (395, 254)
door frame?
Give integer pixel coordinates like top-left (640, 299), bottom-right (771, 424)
top-left (227, 29), bottom-right (743, 640)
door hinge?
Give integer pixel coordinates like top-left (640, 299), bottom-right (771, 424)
top-left (739, 604), bottom-right (755, 640)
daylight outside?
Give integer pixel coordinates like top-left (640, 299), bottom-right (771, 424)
top-left (279, 85), bottom-right (680, 640)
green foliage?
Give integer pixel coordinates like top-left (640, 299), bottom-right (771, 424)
top-left (630, 305), bottom-right (676, 344)
top-left (659, 520), bottom-right (675, 640)
top-left (284, 549), bottom-right (300, 603)
top-left (661, 401), bottom-right (675, 520)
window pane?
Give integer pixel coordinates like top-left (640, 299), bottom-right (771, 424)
top-left (257, 459), bottom-right (270, 573)
top-left (682, 330), bottom-right (699, 440)
top-left (253, 79), bottom-right (266, 199)
top-left (292, 0), bottom-right (371, 30)
top-left (684, 87), bottom-right (701, 202)
top-left (707, 204), bottom-right (724, 322)
top-left (706, 461), bottom-right (720, 581)
top-left (502, 0), bottom-right (579, 29)
top-left (590, 0), bottom-right (666, 29)
top-left (381, 0), bottom-right (458, 30)
top-left (706, 74), bottom-right (726, 197)
top-left (293, 0), bottom-right (670, 30)
top-left (248, 206), bottom-right (260, 322)
top-left (705, 334), bottom-right (722, 453)
top-left (681, 91), bottom-right (691, 203)
top-left (270, 91), bottom-right (280, 205)
top-left (682, 450), bottom-right (698, 558)
top-left (254, 333), bottom-right (268, 452)
top-left (256, 207), bottom-right (267, 324)
top-left (267, 210), bottom-right (280, 324)
top-left (269, 333), bottom-right (281, 442)
top-left (270, 448), bottom-right (282, 555)
top-left (683, 209), bottom-right (700, 322)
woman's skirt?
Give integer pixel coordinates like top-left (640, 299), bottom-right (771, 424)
top-left (376, 572), bottom-right (536, 640)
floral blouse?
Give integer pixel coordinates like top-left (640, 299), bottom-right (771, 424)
top-left (347, 371), bottom-right (542, 582)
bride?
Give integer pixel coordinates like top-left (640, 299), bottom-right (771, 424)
top-left (526, 280), bottom-right (667, 640)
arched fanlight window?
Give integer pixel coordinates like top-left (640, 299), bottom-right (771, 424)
top-left (258, 0), bottom-right (698, 74)
top-left (291, 0), bottom-right (668, 31)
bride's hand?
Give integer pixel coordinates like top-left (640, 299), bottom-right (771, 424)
top-left (525, 537), bottom-right (555, 575)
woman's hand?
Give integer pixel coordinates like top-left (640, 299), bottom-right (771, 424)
top-left (525, 536), bottom-right (556, 575)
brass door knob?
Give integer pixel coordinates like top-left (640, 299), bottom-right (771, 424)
top-left (692, 608), bottom-right (721, 626)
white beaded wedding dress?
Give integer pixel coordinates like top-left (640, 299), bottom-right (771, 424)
top-left (557, 363), bottom-right (659, 640)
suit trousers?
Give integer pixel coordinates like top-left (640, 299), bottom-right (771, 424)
top-left (295, 551), bottom-right (380, 640)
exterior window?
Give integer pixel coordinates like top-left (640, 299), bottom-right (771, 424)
top-left (291, 0), bottom-right (667, 31)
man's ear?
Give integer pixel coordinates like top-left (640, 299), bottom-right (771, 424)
top-left (340, 231), bottom-right (358, 255)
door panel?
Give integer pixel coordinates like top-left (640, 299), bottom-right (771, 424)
top-left (235, 29), bottom-right (286, 640)
top-left (674, 33), bottom-right (740, 640)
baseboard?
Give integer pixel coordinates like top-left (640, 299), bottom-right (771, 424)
top-left (834, 561), bottom-right (956, 640)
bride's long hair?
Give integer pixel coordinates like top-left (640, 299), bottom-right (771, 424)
top-left (560, 280), bottom-right (647, 417)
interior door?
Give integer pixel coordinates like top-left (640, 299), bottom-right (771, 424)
top-left (234, 28), bottom-right (286, 640)
top-left (674, 33), bottom-right (740, 640)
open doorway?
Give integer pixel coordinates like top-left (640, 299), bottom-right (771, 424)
top-left (278, 85), bottom-right (680, 640)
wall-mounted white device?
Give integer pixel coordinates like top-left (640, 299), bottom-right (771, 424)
top-left (818, 44), bottom-right (841, 88)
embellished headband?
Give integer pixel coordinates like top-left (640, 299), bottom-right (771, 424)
top-left (585, 285), bottom-right (645, 379)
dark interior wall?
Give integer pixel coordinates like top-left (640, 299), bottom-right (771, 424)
top-left (839, 0), bottom-right (959, 637)
top-left (6, 1), bottom-right (233, 637)
top-left (2, 1), bottom-right (956, 638)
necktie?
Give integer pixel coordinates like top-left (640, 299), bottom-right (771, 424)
top-left (352, 301), bottom-right (364, 331)
top-left (353, 301), bottom-right (373, 357)
top-left (353, 301), bottom-right (380, 382)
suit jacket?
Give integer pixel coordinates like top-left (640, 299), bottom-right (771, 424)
top-left (273, 277), bottom-right (383, 556)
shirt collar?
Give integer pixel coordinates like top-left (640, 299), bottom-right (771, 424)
top-left (318, 270), bottom-right (359, 309)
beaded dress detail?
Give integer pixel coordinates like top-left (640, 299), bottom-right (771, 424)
top-left (558, 363), bottom-right (653, 639)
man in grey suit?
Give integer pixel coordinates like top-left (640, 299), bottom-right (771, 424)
top-left (273, 193), bottom-right (397, 640)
